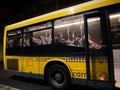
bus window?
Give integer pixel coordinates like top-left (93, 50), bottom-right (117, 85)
top-left (7, 30), bottom-right (22, 48)
top-left (6, 30), bottom-right (22, 55)
top-left (23, 22), bottom-right (52, 47)
top-left (54, 14), bottom-right (84, 47)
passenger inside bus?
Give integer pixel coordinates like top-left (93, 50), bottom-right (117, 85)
top-left (73, 37), bottom-right (81, 47)
top-left (13, 35), bottom-right (22, 47)
top-left (23, 35), bottom-right (30, 47)
top-left (81, 34), bottom-right (101, 49)
top-left (54, 33), bottom-right (71, 45)
top-left (29, 32), bottom-right (42, 46)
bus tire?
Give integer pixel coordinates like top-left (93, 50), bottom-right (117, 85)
top-left (46, 64), bottom-right (71, 90)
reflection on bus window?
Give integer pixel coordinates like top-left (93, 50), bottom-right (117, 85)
top-left (54, 14), bottom-right (84, 47)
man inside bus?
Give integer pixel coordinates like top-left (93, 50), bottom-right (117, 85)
top-left (73, 36), bottom-right (81, 47)
top-left (54, 33), bottom-right (71, 45)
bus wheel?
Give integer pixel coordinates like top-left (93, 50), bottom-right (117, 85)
top-left (46, 64), bottom-right (71, 90)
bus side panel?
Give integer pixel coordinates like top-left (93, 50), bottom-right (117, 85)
top-left (21, 57), bottom-right (39, 74)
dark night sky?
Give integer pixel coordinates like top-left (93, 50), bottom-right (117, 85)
top-left (0, 0), bottom-right (39, 23)
top-left (0, 0), bottom-right (89, 25)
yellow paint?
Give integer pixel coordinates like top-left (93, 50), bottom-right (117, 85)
top-left (4, 56), bottom-right (109, 80)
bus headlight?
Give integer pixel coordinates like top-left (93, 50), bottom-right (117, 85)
top-left (97, 73), bottom-right (107, 81)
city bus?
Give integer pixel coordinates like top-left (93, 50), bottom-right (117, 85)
top-left (3, 0), bottom-right (120, 90)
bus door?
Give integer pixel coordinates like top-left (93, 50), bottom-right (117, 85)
top-left (109, 11), bottom-right (120, 88)
top-left (84, 11), bottom-right (115, 89)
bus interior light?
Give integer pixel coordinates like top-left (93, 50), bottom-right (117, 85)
top-left (110, 13), bottom-right (120, 18)
top-left (55, 18), bottom-right (99, 29)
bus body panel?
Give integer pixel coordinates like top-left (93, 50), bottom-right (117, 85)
top-left (5, 56), bottom-right (108, 80)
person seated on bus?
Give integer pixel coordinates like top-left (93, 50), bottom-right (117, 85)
top-left (80, 34), bottom-right (101, 49)
top-left (36, 36), bottom-right (42, 45)
top-left (29, 32), bottom-right (43, 46)
top-left (88, 34), bottom-right (101, 48)
top-left (40, 36), bottom-right (48, 45)
top-left (29, 32), bottom-right (38, 46)
top-left (13, 35), bottom-right (21, 47)
top-left (73, 37), bottom-right (81, 47)
top-left (54, 33), bottom-right (71, 45)
top-left (40, 36), bottom-right (52, 45)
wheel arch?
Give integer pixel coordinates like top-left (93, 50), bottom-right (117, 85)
top-left (44, 60), bottom-right (72, 80)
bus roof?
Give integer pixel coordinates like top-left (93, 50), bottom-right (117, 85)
top-left (5, 0), bottom-right (120, 31)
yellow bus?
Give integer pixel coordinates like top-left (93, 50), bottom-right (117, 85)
top-left (3, 0), bottom-right (120, 90)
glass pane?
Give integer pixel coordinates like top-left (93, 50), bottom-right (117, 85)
top-left (7, 30), bottom-right (22, 48)
top-left (23, 29), bottom-right (52, 47)
top-left (54, 14), bottom-right (84, 47)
